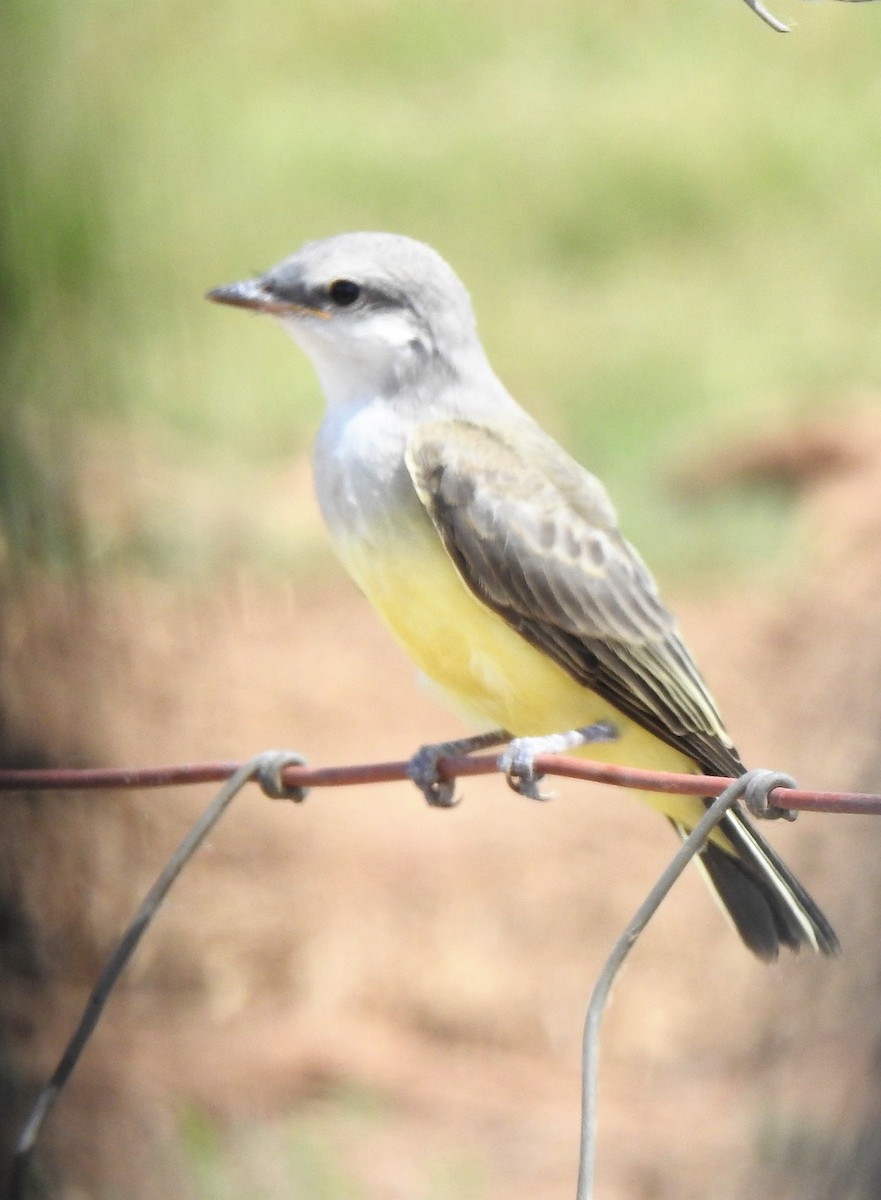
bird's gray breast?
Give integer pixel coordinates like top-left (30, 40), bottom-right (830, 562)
top-left (311, 397), bottom-right (426, 544)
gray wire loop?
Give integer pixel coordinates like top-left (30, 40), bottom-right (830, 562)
top-left (255, 750), bottom-right (309, 802)
top-left (742, 768), bottom-right (798, 822)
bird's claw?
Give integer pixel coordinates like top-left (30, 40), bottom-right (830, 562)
top-left (405, 730), bottom-right (509, 808)
top-left (406, 744), bottom-right (461, 808)
top-left (498, 738), bottom-right (555, 802)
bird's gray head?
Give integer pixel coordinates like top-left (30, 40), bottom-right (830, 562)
top-left (208, 232), bottom-right (486, 404)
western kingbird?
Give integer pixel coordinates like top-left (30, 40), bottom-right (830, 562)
top-left (209, 231), bottom-right (837, 961)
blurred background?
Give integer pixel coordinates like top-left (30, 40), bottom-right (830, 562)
top-left (2, 0), bottom-right (881, 1196)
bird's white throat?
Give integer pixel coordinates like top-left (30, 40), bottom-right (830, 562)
top-left (277, 308), bottom-right (428, 409)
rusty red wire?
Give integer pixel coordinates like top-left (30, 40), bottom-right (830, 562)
top-left (1, 754), bottom-right (879, 813)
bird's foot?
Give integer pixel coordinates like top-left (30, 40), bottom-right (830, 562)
top-left (499, 720), bottom-right (619, 801)
top-left (406, 730), bottom-right (509, 808)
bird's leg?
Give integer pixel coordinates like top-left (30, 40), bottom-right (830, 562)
top-left (499, 720), bottom-right (619, 801)
top-left (407, 729), bottom-right (510, 808)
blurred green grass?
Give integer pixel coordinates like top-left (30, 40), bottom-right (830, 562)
top-left (2, 0), bottom-right (880, 578)
top-left (181, 1089), bottom-right (487, 1200)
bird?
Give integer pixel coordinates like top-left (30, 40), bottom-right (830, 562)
top-left (208, 231), bottom-right (838, 961)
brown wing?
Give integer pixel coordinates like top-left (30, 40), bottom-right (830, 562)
top-left (405, 418), bottom-right (742, 778)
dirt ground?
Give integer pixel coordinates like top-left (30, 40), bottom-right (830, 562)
top-left (3, 413), bottom-right (881, 1200)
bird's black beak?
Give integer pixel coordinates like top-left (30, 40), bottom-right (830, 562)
top-left (206, 278), bottom-right (328, 319)
top-left (207, 278), bottom-right (278, 312)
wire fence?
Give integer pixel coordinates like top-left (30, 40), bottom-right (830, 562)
top-left (3, 748), bottom-right (879, 1199)
top-left (741, 0), bottom-right (880, 36)
top-left (2, 751), bottom-right (880, 811)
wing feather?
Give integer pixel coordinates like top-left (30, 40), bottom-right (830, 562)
top-left (405, 418), bottom-right (741, 778)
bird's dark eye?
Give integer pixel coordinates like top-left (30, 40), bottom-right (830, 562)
top-left (328, 278), bottom-right (361, 306)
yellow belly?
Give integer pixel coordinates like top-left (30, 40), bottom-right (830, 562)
top-left (333, 520), bottom-right (717, 834)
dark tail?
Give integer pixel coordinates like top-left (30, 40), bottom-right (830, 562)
top-left (671, 806), bottom-right (839, 961)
